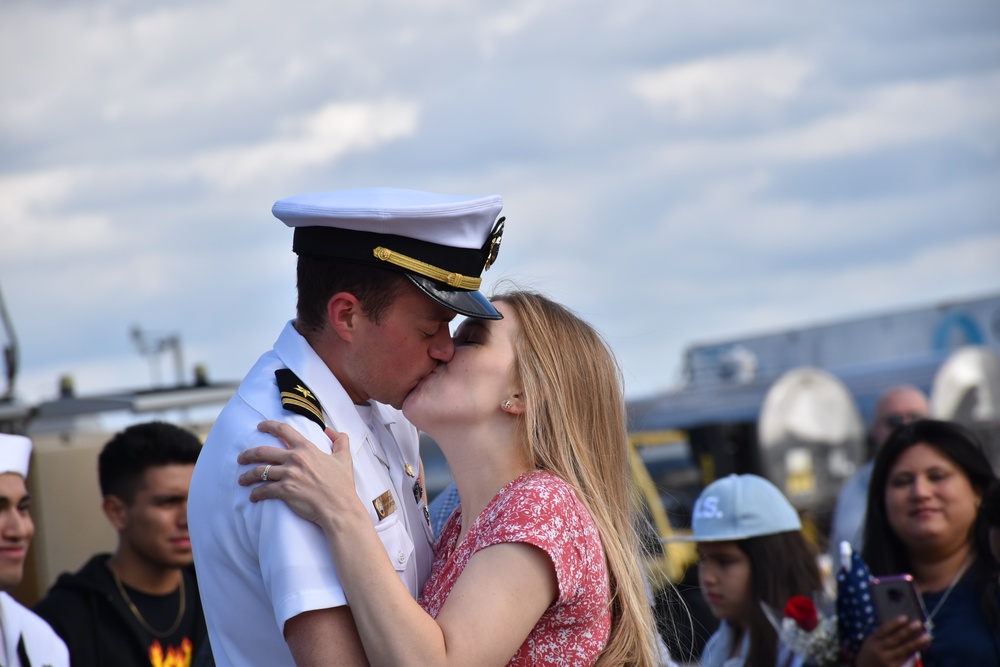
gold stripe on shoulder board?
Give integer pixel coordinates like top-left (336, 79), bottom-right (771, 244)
top-left (274, 369), bottom-right (325, 428)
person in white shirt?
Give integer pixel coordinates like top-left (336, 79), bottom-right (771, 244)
top-left (0, 433), bottom-right (69, 667)
top-left (188, 188), bottom-right (506, 666)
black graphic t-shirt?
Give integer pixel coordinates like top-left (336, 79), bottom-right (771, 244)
top-left (121, 583), bottom-right (199, 667)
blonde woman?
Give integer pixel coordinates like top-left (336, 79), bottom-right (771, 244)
top-left (238, 289), bottom-right (660, 666)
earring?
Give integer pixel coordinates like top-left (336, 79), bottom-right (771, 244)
top-left (502, 400), bottom-right (512, 410)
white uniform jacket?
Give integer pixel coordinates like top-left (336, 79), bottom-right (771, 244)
top-left (0, 592), bottom-right (69, 667)
top-left (189, 321), bottom-right (435, 667)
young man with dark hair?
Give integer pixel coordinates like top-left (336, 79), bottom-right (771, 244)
top-left (34, 421), bottom-right (208, 667)
top-left (188, 187), bottom-right (506, 666)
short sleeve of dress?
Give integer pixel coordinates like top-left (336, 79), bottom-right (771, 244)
top-left (418, 470), bottom-right (611, 666)
top-left (471, 473), bottom-right (598, 606)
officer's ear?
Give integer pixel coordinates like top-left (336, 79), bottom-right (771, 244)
top-left (326, 292), bottom-right (362, 342)
top-left (102, 495), bottom-right (129, 531)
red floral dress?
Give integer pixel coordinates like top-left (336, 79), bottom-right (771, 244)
top-left (418, 470), bottom-right (611, 666)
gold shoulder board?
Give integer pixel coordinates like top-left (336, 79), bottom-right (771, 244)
top-left (274, 369), bottom-right (325, 428)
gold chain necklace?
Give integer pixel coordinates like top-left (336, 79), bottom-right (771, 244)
top-left (109, 567), bottom-right (186, 639)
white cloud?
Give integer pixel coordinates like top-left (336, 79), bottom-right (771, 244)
top-left (475, 1), bottom-right (550, 54)
top-left (630, 50), bottom-right (815, 121)
top-left (754, 72), bottom-right (1000, 161)
top-left (0, 170), bottom-right (115, 261)
top-left (191, 99), bottom-right (420, 189)
top-left (822, 234), bottom-right (1000, 305)
top-left (641, 69), bottom-right (1000, 172)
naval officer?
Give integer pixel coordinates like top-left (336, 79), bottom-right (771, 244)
top-left (0, 434), bottom-right (69, 667)
top-left (188, 187), bottom-right (505, 666)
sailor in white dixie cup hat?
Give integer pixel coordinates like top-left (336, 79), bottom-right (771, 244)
top-left (0, 434), bottom-right (69, 667)
top-left (188, 187), bottom-right (506, 667)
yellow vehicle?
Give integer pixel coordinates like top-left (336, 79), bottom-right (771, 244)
top-left (629, 429), bottom-right (699, 590)
top-left (630, 429), bottom-right (720, 661)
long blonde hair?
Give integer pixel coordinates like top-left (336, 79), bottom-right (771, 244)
top-left (495, 288), bottom-right (660, 667)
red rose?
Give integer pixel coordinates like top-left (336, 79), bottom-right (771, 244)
top-left (783, 595), bottom-right (818, 632)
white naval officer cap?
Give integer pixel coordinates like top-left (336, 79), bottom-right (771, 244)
top-left (0, 434), bottom-right (32, 478)
top-left (273, 188), bottom-right (505, 320)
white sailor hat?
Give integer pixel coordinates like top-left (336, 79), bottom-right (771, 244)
top-left (0, 434), bottom-right (32, 478)
top-left (273, 188), bottom-right (506, 320)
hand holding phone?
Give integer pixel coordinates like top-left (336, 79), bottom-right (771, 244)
top-left (870, 574), bottom-right (925, 624)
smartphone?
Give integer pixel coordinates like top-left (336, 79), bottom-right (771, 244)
top-left (870, 574), bottom-right (925, 624)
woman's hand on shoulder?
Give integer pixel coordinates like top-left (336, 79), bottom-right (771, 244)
top-left (855, 616), bottom-right (930, 667)
top-left (237, 420), bottom-right (362, 530)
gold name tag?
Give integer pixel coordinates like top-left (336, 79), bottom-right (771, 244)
top-left (372, 490), bottom-right (397, 521)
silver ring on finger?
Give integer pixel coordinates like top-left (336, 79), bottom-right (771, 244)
top-left (261, 464), bottom-right (272, 482)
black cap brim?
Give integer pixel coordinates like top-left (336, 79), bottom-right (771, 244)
top-left (406, 275), bottom-right (501, 320)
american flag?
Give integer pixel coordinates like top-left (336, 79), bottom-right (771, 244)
top-left (836, 544), bottom-right (878, 661)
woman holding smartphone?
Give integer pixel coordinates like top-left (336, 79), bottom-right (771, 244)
top-left (858, 419), bottom-right (1000, 666)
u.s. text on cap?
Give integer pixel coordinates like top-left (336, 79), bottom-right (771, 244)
top-left (273, 188), bottom-right (505, 320)
top-left (663, 474), bottom-right (801, 543)
top-left (0, 434), bottom-right (32, 478)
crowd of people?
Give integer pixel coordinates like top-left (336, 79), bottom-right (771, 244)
top-left (2, 186), bottom-right (999, 666)
top-left (33, 421), bottom-right (208, 666)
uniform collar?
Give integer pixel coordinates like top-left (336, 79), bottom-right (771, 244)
top-left (272, 321), bottom-right (392, 457)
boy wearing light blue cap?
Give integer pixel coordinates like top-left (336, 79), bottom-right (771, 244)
top-left (677, 474), bottom-right (822, 667)
top-left (188, 188), bottom-right (506, 667)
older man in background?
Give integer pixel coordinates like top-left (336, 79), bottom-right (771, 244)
top-left (828, 384), bottom-right (930, 555)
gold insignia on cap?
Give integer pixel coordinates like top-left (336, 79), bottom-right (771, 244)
top-left (372, 490), bottom-right (397, 520)
top-left (373, 247), bottom-right (482, 290)
top-left (484, 217), bottom-right (505, 271)
top-left (404, 463), bottom-right (415, 478)
top-left (274, 369), bottom-right (325, 428)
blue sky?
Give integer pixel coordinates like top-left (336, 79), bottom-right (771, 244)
top-left (1, 0), bottom-right (998, 404)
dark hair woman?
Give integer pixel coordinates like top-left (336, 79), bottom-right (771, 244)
top-left (859, 419), bottom-right (1000, 666)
